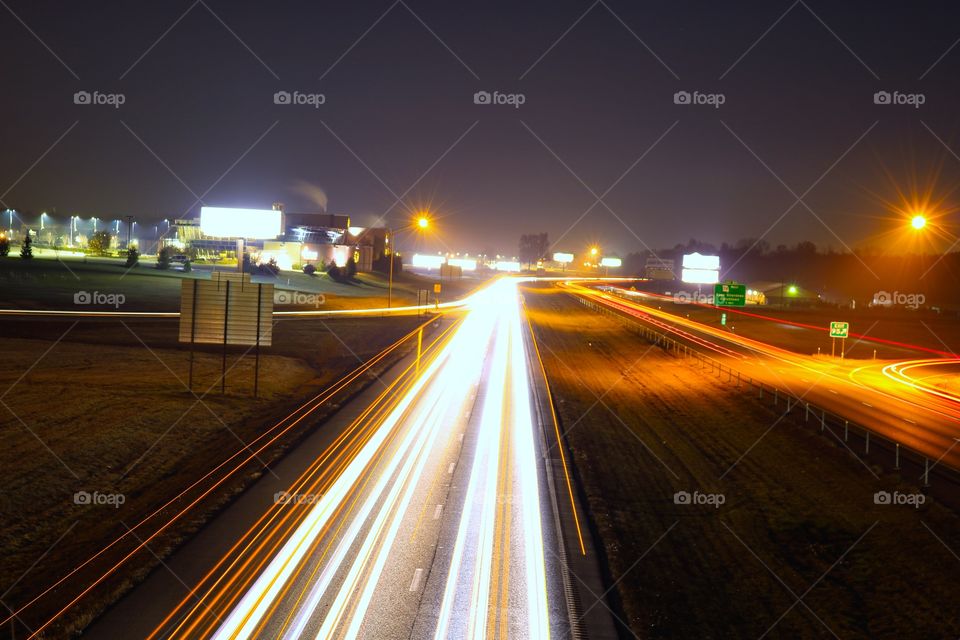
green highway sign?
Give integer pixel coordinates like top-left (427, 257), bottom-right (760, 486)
top-left (829, 321), bottom-right (849, 338)
top-left (714, 283), bottom-right (746, 307)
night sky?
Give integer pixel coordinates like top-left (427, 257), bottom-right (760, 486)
top-left (3, 0), bottom-right (960, 256)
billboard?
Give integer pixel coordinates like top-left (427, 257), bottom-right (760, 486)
top-left (179, 272), bottom-right (274, 346)
top-left (600, 257), bottom-right (622, 268)
top-left (200, 207), bottom-right (282, 239)
top-left (681, 252), bottom-right (720, 284)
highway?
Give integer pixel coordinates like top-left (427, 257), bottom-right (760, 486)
top-left (563, 282), bottom-right (960, 473)
top-left (76, 278), bottom-right (591, 639)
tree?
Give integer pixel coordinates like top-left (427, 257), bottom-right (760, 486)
top-left (0, 235), bottom-right (8, 257)
top-left (157, 246), bottom-right (172, 270)
top-left (346, 255), bottom-right (357, 277)
top-left (20, 234), bottom-right (32, 259)
top-left (519, 233), bottom-right (549, 269)
top-left (125, 247), bottom-right (139, 267)
top-left (89, 231), bottom-right (111, 255)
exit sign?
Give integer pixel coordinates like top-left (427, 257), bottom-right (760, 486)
top-left (714, 283), bottom-right (746, 306)
top-left (829, 321), bottom-right (849, 338)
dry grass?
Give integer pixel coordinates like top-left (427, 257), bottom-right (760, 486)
top-left (0, 314), bottom-right (423, 637)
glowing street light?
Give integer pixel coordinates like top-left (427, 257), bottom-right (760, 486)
top-left (388, 214), bottom-right (434, 309)
top-left (911, 214), bottom-right (927, 230)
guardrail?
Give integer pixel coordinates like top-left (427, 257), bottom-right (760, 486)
top-left (572, 292), bottom-right (960, 496)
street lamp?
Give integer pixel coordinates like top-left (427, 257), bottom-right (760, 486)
top-left (388, 215), bottom-right (431, 309)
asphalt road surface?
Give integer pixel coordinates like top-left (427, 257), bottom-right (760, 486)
top-left (86, 279), bottom-right (608, 639)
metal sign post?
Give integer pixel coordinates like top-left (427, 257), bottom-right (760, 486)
top-left (829, 322), bottom-right (849, 359)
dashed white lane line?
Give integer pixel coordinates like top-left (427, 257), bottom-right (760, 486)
top-left (828, 389), bottom-right (838, 394)
top-left (409, 568), bottom-right (424, 592)
top-left (459, 433), bottom-right (465, 443)
top-left (904, 418), bottom-right (916, 425)
top-left (862, 402), bottom-right (873, 408)
top-left (447, 463), bottom-right (455, 474)
top-left (433, 504), bottom-right (443, 520)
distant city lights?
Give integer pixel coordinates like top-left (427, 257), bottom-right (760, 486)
top-left (412, 254), bottom-right (446, 269)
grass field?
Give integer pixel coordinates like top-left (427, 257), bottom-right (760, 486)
top-left (0, 313), bottom-right (426, 636)
top-left (526, 284), bottom-right (960, 639)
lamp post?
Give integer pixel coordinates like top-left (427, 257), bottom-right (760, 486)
top-left (388, 216), bottom-right (430, 309)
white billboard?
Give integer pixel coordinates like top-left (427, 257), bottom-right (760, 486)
top-left (600, 257), bottom-right (622, 268)
top-left (552, 252), bottom-right (574, 263)
top-left (682, 252), bottom-right (720, 270)
top-left (681, 268), bottom-right (720, 284)
top-left (200, 207), bottom-right (282, 239)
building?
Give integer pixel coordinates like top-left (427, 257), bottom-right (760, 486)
top-left (174, 207), bottom-right (390, 273)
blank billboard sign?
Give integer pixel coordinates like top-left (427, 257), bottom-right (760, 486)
top-left (179, 272), bottom-right (274, 346)
top-left (199, 206), bottom-right (282, 239)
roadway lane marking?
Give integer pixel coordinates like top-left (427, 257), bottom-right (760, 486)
top-left (434, 504), bottom-right (443, 519)
top-left (828, 389), bottom-right (838, 394)
top-left (459, 433), bottom-right (465, 443)
top-left (448, 462), bottom-right (455, 474)
top-left (862, 402), bottom-right (873, 408)
top-left (465, 411), bottom-right (471, 418)
top-left (904, 418), bottom-right (916, 425)
top-left (409, 568), bottom-right (424, 592)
